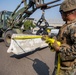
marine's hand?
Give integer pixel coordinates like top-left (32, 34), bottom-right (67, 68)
top-left (51, 41), bottom-right (60, 51)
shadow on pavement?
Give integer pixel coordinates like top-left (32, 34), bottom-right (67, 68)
top-left (10, 47), bottom-right (53, 75)
top-left (32, 58), bottom-right (50, 75)
top-left (10, 46), bottom-right (48, 59)
top-left (25, 57), bottom-right (51, 75)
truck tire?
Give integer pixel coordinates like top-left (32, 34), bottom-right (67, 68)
top-left (0, 29), bottom-right (3, 37)
top-left (4, 30), bottom-right (16, 47)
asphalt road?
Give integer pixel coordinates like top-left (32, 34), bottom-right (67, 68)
top-left (0, 40), bottom-right (55, 75)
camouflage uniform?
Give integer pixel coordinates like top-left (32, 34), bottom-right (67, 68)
top-left (57, 20), bottom-right (76, 75)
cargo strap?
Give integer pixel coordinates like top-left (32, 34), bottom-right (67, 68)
top-left (12, 35), bottom-right (42, 40)
top-left (56, 53), bottom-right (60, 75)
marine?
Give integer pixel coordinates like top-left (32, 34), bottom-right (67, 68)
top-left (50, 0), bottom-right (76, 75)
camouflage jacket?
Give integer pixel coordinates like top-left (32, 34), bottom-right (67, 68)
top-left (57, 20), bottom-right (76, 62)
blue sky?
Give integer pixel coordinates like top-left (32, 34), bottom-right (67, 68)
top-left (0, 0), bottom-right (63, 20)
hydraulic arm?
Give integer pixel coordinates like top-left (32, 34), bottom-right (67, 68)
top-left (7, 0), bottom-right (61, 28)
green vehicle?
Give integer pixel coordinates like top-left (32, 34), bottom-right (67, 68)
top-left (0, 10), bottom-right (25, 47)
top-left (0, 10), bottom-right (14, 46)
top-left (0, 0), bottom-right (60, 47)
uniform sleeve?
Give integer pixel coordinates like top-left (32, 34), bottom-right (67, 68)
top-left (59, 25), bottom-right (76, 61)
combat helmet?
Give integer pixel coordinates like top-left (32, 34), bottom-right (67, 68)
top-left (60, 0), bottom-right (76, 12)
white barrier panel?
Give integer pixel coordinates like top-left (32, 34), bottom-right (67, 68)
top-left (7, 34), bottom-right (48, 55)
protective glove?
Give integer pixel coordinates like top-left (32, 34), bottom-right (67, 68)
top-left (41, 35), bottom-right (52, 46)
top-left (41, 35), bottom-right (60, 51)
top-left (51, 40), bottom-right (60, 51)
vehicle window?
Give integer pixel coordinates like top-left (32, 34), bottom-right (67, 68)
top-left (5, 14), bottom-right (9, 20)
top-left (2, 15), bottom-right (4, 20)
top-left (5, 12), bottom-right (12, 20)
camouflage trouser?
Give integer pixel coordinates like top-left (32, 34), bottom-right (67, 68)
top-left (59, 67), bottom-right (76, 75)
top-left (52, 66), bottom-right (76, 75)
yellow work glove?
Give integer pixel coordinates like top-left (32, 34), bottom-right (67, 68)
top-left (51, 41), bottom-right (60, 51)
